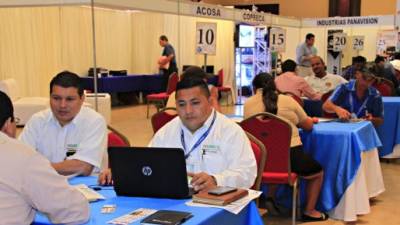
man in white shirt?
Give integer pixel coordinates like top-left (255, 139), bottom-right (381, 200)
top-left (0, 91), bottom-right (89, 225)
top-left (19, 71), bottom-right (107, 176)
top-left (150, 77), bottom-right (257, 192)
top-left (306, 56), bottom-right (347, 94)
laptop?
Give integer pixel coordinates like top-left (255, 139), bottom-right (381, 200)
top-left (108, 147), bottom-right (193, 199)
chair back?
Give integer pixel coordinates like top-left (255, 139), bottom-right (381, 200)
top-left (107, 125), bottom-right (130, 147)
top-left (321, 90), bottom-right (337, 118)
top-left (373, 77), bottom-right (394, 96)
top-left (245, 132), bottom-right (267, 191)
top-left (166, 72), bottom-right (178, 95)
top-left (240, 112), bottom-right (292, 175)
top-left (217, 69), bottom-right (224, 87)
top-left (0, 79), bottom-right (20, 101)
top-left (283, 91), bottom-right (304, 107)
top-left (151, 107), bottom-right (178, 134)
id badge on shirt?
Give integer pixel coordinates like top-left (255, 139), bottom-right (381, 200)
top-left (66, 144), bottom-right (78, 157)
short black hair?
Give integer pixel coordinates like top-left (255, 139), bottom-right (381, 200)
top-left (306, 33), bottom-right (315, 40)
top-left (374, 55), bottom-right (385, 64)
top-left (281, 59), bottom-right (297, 73)
top-left (0, 91), bottom-right (14, 128)
top-left (176, 77), bottom-right (210, 98)
top-left (394, 52), bottom-right (400, 60)
top-left (50, 71), bottom-right (84, 97)
top-left (181, 66), bottom-right (209, 80)
top-left (352, 56), bottom-right (367, 64)
top-left (159, 35), bottom-right (168, 42)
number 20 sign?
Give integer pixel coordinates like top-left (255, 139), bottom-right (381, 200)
top-left (196, 22), bottom-right (217, 55)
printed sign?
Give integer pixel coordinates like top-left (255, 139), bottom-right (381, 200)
top-left (196, 22), bottom-right (217, 55)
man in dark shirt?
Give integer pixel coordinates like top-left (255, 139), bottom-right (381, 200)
top-left (159, 35), bottom-right (178, 91)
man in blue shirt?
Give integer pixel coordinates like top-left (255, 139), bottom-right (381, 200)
top-left (342, 56), bottom-right (366, 80)
top-left (323, 67), bottom-right (384, 127)
top-left (159, 35), bottom-right (178, 91)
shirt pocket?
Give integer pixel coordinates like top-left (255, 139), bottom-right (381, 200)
top-left (199, 144), bottom-right (225, 174)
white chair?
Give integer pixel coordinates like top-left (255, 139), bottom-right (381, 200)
top-left (0, 79), bottom-right (49, 126)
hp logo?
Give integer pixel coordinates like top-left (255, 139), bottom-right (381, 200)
top-left (142, 166), bottom-right (152, 176)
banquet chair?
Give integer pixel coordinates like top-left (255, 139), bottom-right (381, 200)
top-left (216, 69), bottom-right (233, 105)
top-left (151, 107), bottom-right (178, 134)
top-left (283, 91), bottom-right (304, 107)
top-left (245, 132), bottom-right (267, 208)
top-left (373, 77), bottom-right (394, 96)
top-left (107, 125), bottom-right (130, 147)
top-left (321, 90), bottom-right (336, 118)
top-left (240, 112), bottom-right (298, 225)
top-left (146, 72), bottom-right (178, 118)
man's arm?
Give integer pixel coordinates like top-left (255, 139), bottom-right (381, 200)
top-left (51, 159), bottom-right (93, 176)
top-left (67, 114), bottom-right (107, 176)
top-left (301, 79), bottom-right (322, 100)
top-left (323, 99), bottom-right (351, 120)
top-left (23, 154), bottom-right (89, 225)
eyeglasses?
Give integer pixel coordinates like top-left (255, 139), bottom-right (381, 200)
top-left (12, 117), bottom-right (20, 125)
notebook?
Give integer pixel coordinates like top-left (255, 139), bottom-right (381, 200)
top-left (140, 210), bottom-right (192, 225)
top-left (108, 147), bottom-right (193, 199)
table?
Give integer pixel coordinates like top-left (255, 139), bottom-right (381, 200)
top-left (376, 97), bottom-right (400, 158)
top-left (33, 177), bottom-right (263, 225)
top-left (82, 75), bottom-right (219, 94)
top-left (300, 121), bottom-right (385, 221)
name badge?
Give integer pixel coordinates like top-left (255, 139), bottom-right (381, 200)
top-left (201, 144), bottom-right (220, 154)
top-left (66, 143), bottom-right (78, 156)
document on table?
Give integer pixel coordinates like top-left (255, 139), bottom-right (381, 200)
top-left (185, 189), bottom-right (262, 214)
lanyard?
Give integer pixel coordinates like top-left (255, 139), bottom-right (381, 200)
top-left (349, 92), bottom-right (369, 118)
top-left (181, 111), bottom-right (217, 159)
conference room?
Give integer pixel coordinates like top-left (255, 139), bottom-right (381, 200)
top-left (0, 0), bottom-right (400, 225)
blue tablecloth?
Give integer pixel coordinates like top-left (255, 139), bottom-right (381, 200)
top-left (376, 97), bottom-right (400, 157)
top-left (33, 177), bottom-right (263, 225)
top-left (82, 74), bottom-right (164, 93)
top-left (82, 74), bottom-right (219, 94)
top-left (299, 121), bottom-right (382, 211)
top-left (303, 99), bottom-right (323, 117)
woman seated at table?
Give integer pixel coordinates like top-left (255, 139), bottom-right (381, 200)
top-left (244, 72), bottom-right (328, 222)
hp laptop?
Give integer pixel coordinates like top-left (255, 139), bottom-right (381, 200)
top-left (108, 147), bottom-right (193, 199)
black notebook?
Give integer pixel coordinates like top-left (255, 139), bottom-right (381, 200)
top-left (140, 210), bottom-right (192, 225)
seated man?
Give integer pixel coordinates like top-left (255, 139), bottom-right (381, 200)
top-left (372, 55), bottom-right (399, 89)
top-left (100, 77), bottom-right (257, 192)
top-left (305, 56), bottom-right (347, 94)
top-left (342, 56), bottom-right (366, 80)
top-left (323, 67), bottom-right (384, 127)
top-left (0, 91), bottom-right (89, 224)
top-left (275, 59), bottom-right (322, 100)
top-left (19, 71), bottom-right (107, 176)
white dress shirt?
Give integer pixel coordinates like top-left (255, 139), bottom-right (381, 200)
top-left (19, 106), bottom-right (107, 169)
top-left (149, 110), bottom-right (257, 189)
top-left (305, 73), bottom-right (348, 94)
top-left (0, 132), bottom-right (89, 225)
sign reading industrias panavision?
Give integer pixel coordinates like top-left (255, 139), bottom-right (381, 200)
top-left (317, 17), bottom-right (378, 26)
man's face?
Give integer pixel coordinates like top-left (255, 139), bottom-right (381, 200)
top-left (354, 62), bottom-right (365, 71)
top-left (50, 85), bottom-right (84, 126)
top-left (306, 37), bottom-right (315, 46)
top-left (176, 86), bottom-right (212, 133)
top-left (311, 57), bottom-right (325, 77)
top-left (159, 39), bottom-right (166, 47)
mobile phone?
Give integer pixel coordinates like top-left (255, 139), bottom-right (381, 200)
top-left (208, 186), bottom-right (237, 196)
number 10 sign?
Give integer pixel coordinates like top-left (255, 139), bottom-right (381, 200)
top-left (196, 22), bottom-right (217, 55)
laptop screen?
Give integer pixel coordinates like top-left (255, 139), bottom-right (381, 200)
top-left (108, 147), bottom-right (191, 199)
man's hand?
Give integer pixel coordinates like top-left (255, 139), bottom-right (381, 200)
top-left (98, 168), bottom-right (113, 186)
top-left (363, 112), bottom-right (373, 121)
top-left (188, 172), bottom-right (217, 192)
top-left (335, 106), bottom-right (351, 121)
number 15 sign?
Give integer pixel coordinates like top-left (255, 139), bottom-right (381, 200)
top-left (196, 22), bottom-right (217, 55)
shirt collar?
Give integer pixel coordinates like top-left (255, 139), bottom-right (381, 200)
top-left (347, 79), bottom-right (373, 95)
top-left (180, 109), bottom-right (216, 136)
